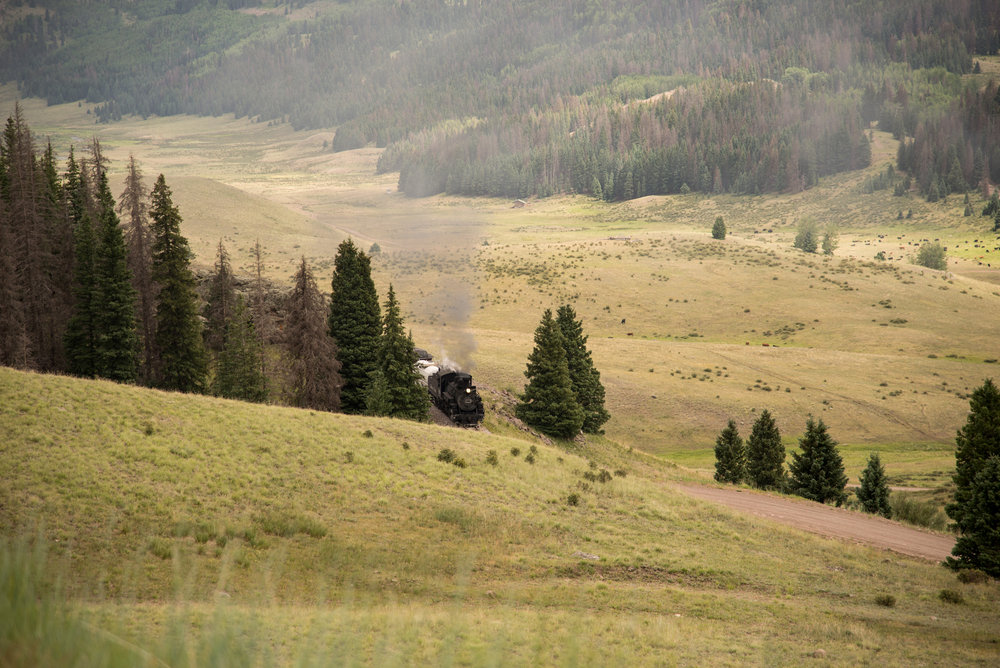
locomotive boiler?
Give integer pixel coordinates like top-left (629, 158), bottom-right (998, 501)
top-left (415, 349), bottom-right (485, 427)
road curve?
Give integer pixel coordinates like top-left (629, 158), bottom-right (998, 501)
top-left (677, 483), bottom-right (954, 562)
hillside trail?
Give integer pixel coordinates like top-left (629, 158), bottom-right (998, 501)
top-left (677, 483), bottom-right (953, 562)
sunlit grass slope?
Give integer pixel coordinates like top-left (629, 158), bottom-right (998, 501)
top-left (2, 367), bottom-right (999, 665)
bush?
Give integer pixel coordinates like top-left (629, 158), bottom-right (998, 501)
top-left (437, 448), bottom-right (456, 463)
top-left (914, 242), bottom-right (947, 270)
top-left (890, 493), bottom-right (948, 531)
top-left (486, 450), bottom-right (499, 466)
top-left (874, 594), bottom-right (896, 608)
top-left (956, 569), bottom-right (990, 584)
top-left (510, 447), bottom-right (521, 457)
top-left (567, 493), bottom-right (580, 506)
top-left (712, 216), bottom-right (726, 240)
top-left (939, 589), bottom-right (964, 604)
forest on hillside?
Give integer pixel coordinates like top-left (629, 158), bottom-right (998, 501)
top-left (1, 0), bottom-right (999, 199)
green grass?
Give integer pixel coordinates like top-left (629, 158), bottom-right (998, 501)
top-left (2, 367), bottom-right (999, 665)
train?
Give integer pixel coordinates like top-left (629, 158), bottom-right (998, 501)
top-left (414, 349), bottom-right (485, 427)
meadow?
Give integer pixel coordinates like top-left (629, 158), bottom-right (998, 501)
top-left (2, 367), bottom-right (999, 666)
top-left (3, 79), bottom-right (1000, 663)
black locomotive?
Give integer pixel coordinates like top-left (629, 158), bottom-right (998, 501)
top-left (415, 349), bottom-right (485, 427)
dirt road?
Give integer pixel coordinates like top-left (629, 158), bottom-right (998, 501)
top-left (678, 484), bottom-right (954, 562)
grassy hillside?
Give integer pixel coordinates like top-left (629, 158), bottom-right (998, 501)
top-left (7, 81), bottom-right (1000, 476)
top-left (2, 366), bottom-right (999, 665)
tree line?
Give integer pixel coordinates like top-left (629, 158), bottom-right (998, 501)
top-left (713, 378), bottom-right (1000, 578)
top-left (1, 1), bottom-right (997, 202)
top-left (0, 108), bottom-right (430, 420)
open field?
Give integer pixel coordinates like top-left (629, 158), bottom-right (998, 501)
top-left (5, 83), bottom-right (999, 476)
top-left (2, 367), bottom-right (999, 666)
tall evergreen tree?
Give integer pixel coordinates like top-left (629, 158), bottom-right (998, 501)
top-left (856, 452), bottom-right (892, 518)
top-left (789, 417), bottom-right (848, 506)
top-left (0, 195), bottom-right (31, 368)
top-left (516, 309), bottom-right (584, 439)
top-left (286, 257), bottom-right (342, 411)
top-left (366, 284), bottom-right (429, 420)
top-left (947, 456), bottom-right (1000, 577)
top-left (204, 239), bottom-right (237, 354)
top-left (328, 238), bottom-right (380, 413)
top-left (92, 173), bottom-right (139, 383)
top-left (746, 409), bottom-right (785, 489)
top-left (556, 304), bottom-right (610, 434)
top-left (117, 155), bottom-right (157, 385)
top-left (711, 216), bottom-right (726, 240)
top-left (63, 154), bottom-right (97, 377)
top-left (212, 296), bottom-right (267, 403)
top-left (714, 420), bottom-right (746, 484)
top-left (249, 238), bottom-right (275, 391)
top-left (150, 174), bottom-right (207, 393)
top-left (947, 379), bottom-right (1000, 531)
top-left (63, 206), bottom-right (98, 377)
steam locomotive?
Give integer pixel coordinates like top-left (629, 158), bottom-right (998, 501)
top-left (415, 349), bottom-right (485, 427)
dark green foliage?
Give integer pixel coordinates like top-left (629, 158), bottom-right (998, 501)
top-left (212, 296), bottom-right (267, 403)
top-left (117, 155), bottom-right (157, 385)
top-left (64, 210), bottom-right (98, 378)
top-left (204, 239), bottom-right (237, 354)
top-left (915, 242), bottom-right (947, 270)
top-left (938, 589), bottom-right (965, 604)
top-left (874, 594), bottom-right (896, 608)
top-left (328, 239), bottom-right (380, 413)
top-left (365, 285), bottom-right (429, 421)
top-left (947, 456), bottom-right (1000, 578)
top-left (713, 420), bottom-right (745, 484)
top-left (789, 417), bottom-right (848, 506)
top-left (285, 257), bottom-right (342, 412)
top-left (856, 453), bottom-right (892, 518)
top-left (516, 309), bottom-right (584, 439)
top-left (794, 220), bottom-right (819, 253)
top-left (746, 409), bottom-right (785, 490)
top-left (556, 304), bottom-right (609, 434)
top-left (711, 216), bottom-right (726, 240)
top-left (946, 379), bottom-right (1000, 575)
top-left (150, 174), bottom-right (208, 393)
top-left (92, 174), bottom-right (139, 383)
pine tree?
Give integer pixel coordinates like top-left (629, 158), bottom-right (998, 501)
top-left (286, 256), bottom-right (342, 411)
top-left (711, 216), bottom-right (726, 240)
top-left (92, 173), bottom-right (139, 383)
top-left (947, 455), bottom-right (1000, 577)
top-left (366, 284), bottom-right (429, 420)
top-left (556, 304), bottom-right (609, 433)
top-left (328, 238), bottom-right (380, 413)
top-left (746, 409), bottom-right (785, 489)
top-left (516, 309), bottom-right (584, 439)
top-left (212, 296), bottom-right (267, 403)
top-left (789, 417), bottom-right (848, 505)
top-left (249, 238), bottom-right (275, 391)
top-left (856, 452), bottom-right (892, 518)
top-left (0, 195), bottom-right (31, 368)
top-left (947, 379), bottom-right (1000, 531)
top-left (714, 420), bottom-right (746, 484)
top-left (204, 239), bottom-right (237, 354)
top-left (150, 174), bottom-right (207, 393)
top-left (117, 155), bottom-right (157, 385)
top-left (63, 207), bottom-right (98, 377)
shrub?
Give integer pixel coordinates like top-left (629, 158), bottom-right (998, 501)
top-left (939, 589), bottom-right (964, 604)
top-left (437, 448), bottom-right (456, 463)
top-left (525, 453), bottom-right (535, 464)
top-left (712, 216), bottom-right (726, 240)
top-left (362, 429), bottom-right (374, 438)
top-left (914, 242), bottom-right (947, 270)
top-left (567, 493), bottom-right (580, 506)
top-left (874, 594), bottom-right (896, 608)
top-left (510, 447), bottom-right (521, 457)
top-left (486, 450), bottom-right (499, 466)
top-left (956, 569), bottom-right (990, 584)
top-left (890, 493), bottom-right (948, 531)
